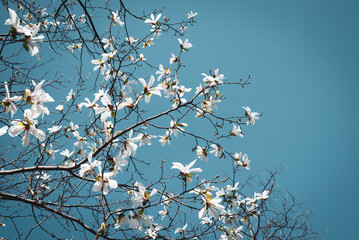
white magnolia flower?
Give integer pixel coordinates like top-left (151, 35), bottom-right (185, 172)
top-left (55, 104), bottom-right (64, 111)
top-left (8, 109), bottom-right (45, 147)
top-left (66, 89), bottom-right (74, 102)
top-left (47, 125), bottom-right (62, 134)
top-left (198, 195), bottom-right (225, 220)
top-left (102, 36), bottom-right (115, 51)
top-left (111, 11), bottom-right (124, 26)
top-left (68, 43), bottom-right (82, 53)
top-left (210, 144), bottom-right (224, 158)
top-left (234, 153), bottom-right (250, 170)
top-left (125, 36), bottom-right (138, 45)
top-left (221, 226), bottom-right (244, 240)
top-left (24, 24), bottom-right (45, 60)
top-left (202, 68), bottom-right (224, 86)
top-left (196, 146), bottom-right (208, 162)
top-left (171, 160), bottom-right (202, 182)
top-left (25, 80), bottom-right (54, 119)
top-left (122, 130), bottom-right (142, 157)
top-left (167, 120), bottom-right (187, 137)
top-left (91, 55), bottom-right (108, 75)
top-left (60, 149), bottom-right (74, 159)
top-left (136, 53), bottom-right (146, 61)
top-left (139, 75), bottom-right (161, 103)
top-left (93, 171), bottom-right (118, 195)
top-left (178, 38), bottom-right (192, 51)
top-left (187, 11), bottom-right (198, 20)
top-left (0, 126), bottom-right (8, 136)
top-left (243, 106), bottom-right (260, 125)
top-left (2, 82), bottom-right (21, 117)
top-left (158, 206), bottom-right (169, 220)
top-left (174, 223), bottom-right (187, 234)
top-left (113, 153), bottom-right (128, 174)
top-left (79, 153), bottom-right (101, 177)
top-left (170, 53), bottom-right (178, 64)
top-left (254, 190), bottom-right (269, 200)
top-left (159, 135), bottom-right (170, 146)
top-left (230, 124), bottom-right (243, 138)
top-left (5, 8), bottom-right (31, 35)
top-left (144, 13), bottom-right (161, 28)
top-left (179, 25), bottom-right (188, 33)
top-left (78, 14), bottom-right (86, 24)
top-left (156, 64), bottom-right (171, 81)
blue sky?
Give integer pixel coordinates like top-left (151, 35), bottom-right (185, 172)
top-left (123, 0), bottom-right (358, 239)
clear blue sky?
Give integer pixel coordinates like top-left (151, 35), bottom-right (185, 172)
top-left (124, 0), bottom-right (358, 239)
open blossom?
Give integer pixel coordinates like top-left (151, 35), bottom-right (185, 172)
top-left (60, 149), bottom-right (73, 159)
top-left (24, 24), bottom-right (45, 60)
top-left (221, 226), bottom-right (244, 240)
top-left (47, 125), bottom-right (62, 134)
top-left (234, 152), bottom-right (250, 170)
top-left (102, 36), bottom-right (115, 51)
top-left (156, 64), bottom-right (171, 81)
top-left (179, 25), bottom-right (188, 33)
top-left (210, 144), bottom-right (224, 158)
top-left (91, 56), bottom-right (107, 75)
top-left (25, 80), bottom-right (54, 118)
top-left (170, 53), bottom-right (178, 64)
top-left (79, 153), bottom-right (101, 177)
top-left (178, 38), bottom-right (192, 51)
top-left (202, 68), bottom-right (224, 86)
top-left (167, 120), bottom-right (187, 137)
top-left (125, 36), bottom-right (138, 45)
top-left (67, 43), bottom-right (82, 53)
top-left (5, 8), bottom-right (32, 36)
top-left (93, 171), bottom-right (118, 195)
top-left (66, 89), bottom-right (74, 102)
top-left (198, 195), bottom-right (225, 220)
top-left (144, 13), bottom-right (161, 28)
top-left (174, 223), bottom-right (187, 234)
top-left (2, 82), bottom-right (21, 117)
top-left (171, 160), bottom-right (202, 182)
top-left (111, 11), bottom-right (124, 26)
top-left (187, 11), bottom-right (198, 19)
top-left (254, 190), bottom-right (269, 200)
top-left (8, 109), bottom-right (45, 147)
top-left (196, 146), bottom-right (208, 162)
top-left (122, 130), bottom-right (142, 157)
top-left (139, 75), bottom-right (161, 103)
top-left (243, 106), bottom-right (260, 125)
top-left (230, 124), bottom-right (243, 138)
top-left (0, 126), bottom-right (8, 136)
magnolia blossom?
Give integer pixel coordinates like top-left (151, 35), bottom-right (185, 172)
top-left (171, 160), bottom-right (202, 182)
top-left (178, 38), bottom-right (192, 51)
top-left (122, 130), bottom-right (142, 157)
top-left (24, 24), bottom-right (45, 59)
top-left (25, 80), bottom-right (54, 118)
top-left (111, 11), bottom-right (124, 26)
top-left (198, 195), bottom-right (225, 220)
top-left (179, 25), bottom-right (188, 33)
top-left (55, 104), bottom-right (64, 111)
top-left (210, 144), bottom-right (224, 158)
top-left (187, 11), bottom-right (198, 19)
top-left (130, 181), bottom-right (157, 208)
top-left (91, 56), bottom-right (107, 75)
top-left (167, 120), bottom-right (187, 137)
top-left (196, 146), bottom-right (208, 162)
top-left (47, 125), bottom-right (62, 134)
top-left (202, 68), bottom-right (224, 86)
top-left (113, 153), bottom-right (128, 174)
top-left (2, 82), bottom-right (21, 117)
top-left (254, 190), bottom-right (269, 200)
top-left (156, 64), bottom-right (171, 81)
top-left (102, 36), bottom-right (115, 51)
top-left (170, 53), bottom-right (178, 64)
top-left (139, 75), bottom-right (161, 103)
top-left (0, 126), bottom-right (8, 136)
top-left (8, 109), bottom-right (46, 147)
top-left (60, 149), bottom-right (74, 159)
top-left (93, 171), bottom-right (118, 195)
top-left (79, 153), bottom-right (101, 177)
top-left (230, 124), bottom-right (243, 138)
top-left (78, 14), bottom-right (86, 24)
top-left (5, 8), bottom-right (31, 35)
top-left (174, 223), bottom-right (187, 234)
top-left (234, 153), bottom-right (250, 170)
top-left (243, 106), bottom-right (260, 125)
top-left (144, 13), bottom-right (161, 28)
top-left (125, 36), bottom-right (138, 45)
top-left (221, 226), bottom-right (244, 240)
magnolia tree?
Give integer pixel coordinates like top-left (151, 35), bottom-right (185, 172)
top-left (0, 1), bottom-right (319, 239)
